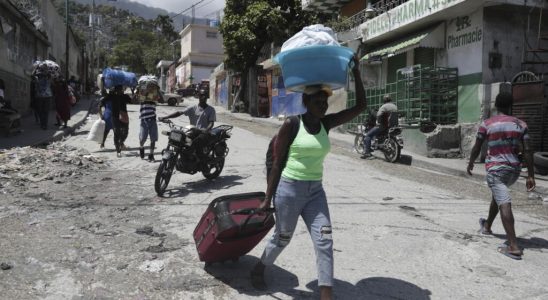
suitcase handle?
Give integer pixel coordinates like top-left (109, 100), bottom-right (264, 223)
top-left (232, 208), bottom-right (275, 215)
top-left (232, 208), bottom-right (275, 233)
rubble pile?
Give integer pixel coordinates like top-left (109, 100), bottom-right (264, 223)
top-left (0, 143), bottom-right (106, 191)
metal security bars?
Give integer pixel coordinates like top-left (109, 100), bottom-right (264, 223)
top-left (346, 64), bottom-right (458, 131)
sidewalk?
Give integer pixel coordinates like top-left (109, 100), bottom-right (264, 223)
top-left (2, 95), bottom-right (547, 198)
top-left (0, 94), bottom-right (96, 150)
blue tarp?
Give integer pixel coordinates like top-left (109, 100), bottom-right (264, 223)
top-left (102, 68), bottom-right (137, 89)
top-left (218, 77), bottom-right (229, 108)
top-left (271, 75), bottom-right (306, 117)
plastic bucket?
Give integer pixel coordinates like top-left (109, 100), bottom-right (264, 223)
top-left (274, 45), bottom-right (354, 92)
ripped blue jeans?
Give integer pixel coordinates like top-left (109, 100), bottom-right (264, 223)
top-left (260, 177), bottom-right (334, 287)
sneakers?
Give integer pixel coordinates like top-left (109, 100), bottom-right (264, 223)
top-left (139, 147), bottom-right (145, 159)
top-left (360, 153), bottom-right (373, 159)
top-left (148, 154), bottom-right (155, 162)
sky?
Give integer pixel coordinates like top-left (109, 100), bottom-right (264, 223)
top-left (130, 0), bottom-right (225, 18)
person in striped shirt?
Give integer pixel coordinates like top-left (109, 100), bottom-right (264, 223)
top-left (467, 92), bottom-right (535, 260)
top-left (138, 84), bottom-right (159, 161)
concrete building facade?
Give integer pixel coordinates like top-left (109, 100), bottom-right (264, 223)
top-left (38, 0), bottom-right (83, 81)
top-left (0, 0), bottom-right (50, 112)
top-left (304, 0), bottom-right (548, 156)
top-left (176, 23), bottom-right (224, 88)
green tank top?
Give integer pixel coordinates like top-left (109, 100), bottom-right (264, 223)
top-left (282, 119), bottom-right (331, 181)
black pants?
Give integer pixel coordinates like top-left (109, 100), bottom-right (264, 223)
top-left (193, 132), bottom-right (210, 161)
top-left (37, 97), bottom-right (51, 128)
top-left (113, 118), bottom-right (129, 152)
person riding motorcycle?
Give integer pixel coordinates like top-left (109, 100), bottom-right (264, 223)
top-left (361, 95), bottom-right (398, 159)
top-left (158, 89), bottom-right (216, 160)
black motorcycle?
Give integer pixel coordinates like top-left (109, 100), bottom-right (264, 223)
top-left (154, 119), bottom-right (233, 196)
top-left (353, 117), bottom-right (404, 163)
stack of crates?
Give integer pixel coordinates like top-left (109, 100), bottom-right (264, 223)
top-left (396, 65), bottom-right (458, 125)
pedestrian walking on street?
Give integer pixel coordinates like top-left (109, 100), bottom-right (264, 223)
top-left (138, 83), bottom-right (160, 161)
top-left (99, 85), bottom-right (131, 156)
top-left (53, 78), bottom-right (71, 128)
top-left (99, 89), bottom-right (113, 149)
top-left (251, 56), bottom-right (366, 299)
top-left (467, 92), bottom-right (536, 260)
top-left (31, 67), bottom-right (54, 130)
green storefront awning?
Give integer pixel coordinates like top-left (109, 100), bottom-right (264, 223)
top-left (361, 23), bottom-right (445, 61)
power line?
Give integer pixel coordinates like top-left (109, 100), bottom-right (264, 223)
top-left (170, 0), bottom-right (207, 19)
top-left (194, 0), bottom-right (217, 16)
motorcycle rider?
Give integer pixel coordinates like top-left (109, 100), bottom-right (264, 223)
top-left (159, 89), bottom-right (216, 161)
top-left (361, 95), bottom-right (397, 159)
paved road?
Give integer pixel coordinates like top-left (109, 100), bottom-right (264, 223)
top-left (72, 101), bottom-right (548, 298)
top-left (1, 99), bottom-right (547, 299)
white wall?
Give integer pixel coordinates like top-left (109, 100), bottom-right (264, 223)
top-left (192, 66), bottom-right (212, 83)
top-left (39, 0), bottom-right (82, 79)
top-left (445, 8), bottom-right (484, 76)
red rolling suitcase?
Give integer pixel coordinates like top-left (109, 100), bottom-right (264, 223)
top-left (193, 192), bottom-right (275, 264)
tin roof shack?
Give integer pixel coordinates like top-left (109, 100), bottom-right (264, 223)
top-left (0, 0), bottom-right (49, 113)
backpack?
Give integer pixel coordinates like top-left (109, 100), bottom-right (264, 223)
top-left (265, 115), bottom-right (300, 181)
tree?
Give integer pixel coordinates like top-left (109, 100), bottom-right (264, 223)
top-left (220, 0), bottom-right (320, 112)
top-left (108, 39), bottom-right (146, 74)
top-left (154, 15), bottom-right (178, 42)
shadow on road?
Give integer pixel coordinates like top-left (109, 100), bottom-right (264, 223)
top-left (397, 154), bottom-right (413, 166)
top-left (162, 175), bottom-right (245, 198)
top-left (203, 255), bottom-right (302, 297)
top-left (492, 234), bottom-right (548, 250)
top-left (306, 277), bottom-right (431, 299)
top-left (205, 257), bottom-right (431, 300)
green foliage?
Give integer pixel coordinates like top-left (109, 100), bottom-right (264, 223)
top-left (108, 39), bottom-right (146, 74)
top-left (220, 0), bottom-right (320, 73)
top-left (154, 15), bottom-right (178, 42)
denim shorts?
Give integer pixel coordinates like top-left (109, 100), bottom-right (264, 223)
top-left (486, 169), bottom-right (520, 206)
top-left (139, 118), bottom-right (158, 143)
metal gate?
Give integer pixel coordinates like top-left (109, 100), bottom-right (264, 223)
top-left (511, 71), bottom-right (547, 152)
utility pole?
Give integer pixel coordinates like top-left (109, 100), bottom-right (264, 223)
top-left (90, 0), bottom-right (96, 91)
top-left (65, 0), bottom-right (69, 79)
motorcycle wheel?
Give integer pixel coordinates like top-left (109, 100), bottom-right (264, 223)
top-left (383, 138), bottom-right (401, 163)
top-left (154, 156), bottom-right (176, 196)
top-left (202, 158), bottom-right (225, 180)
top-left (354, 135), bottom-right (366, 155)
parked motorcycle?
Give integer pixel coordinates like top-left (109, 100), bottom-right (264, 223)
top-left (154, 119), bottom-right (233, 196)
top-left (353, 121), bottom-right (404, 163)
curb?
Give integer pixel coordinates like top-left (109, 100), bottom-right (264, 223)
top-left (32, 95), bottom-right (94, 147)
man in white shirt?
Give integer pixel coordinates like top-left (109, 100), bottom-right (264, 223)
top-left (361, 95), bottom-right (397, 159)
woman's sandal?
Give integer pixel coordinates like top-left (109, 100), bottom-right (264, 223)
top-left (250, 270), bottom-right (267, 290)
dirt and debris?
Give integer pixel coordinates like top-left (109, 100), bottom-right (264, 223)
top-left (0, 143), bottom-right (106, 195)
top-left (136, 226), bottom-right (166, 237)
